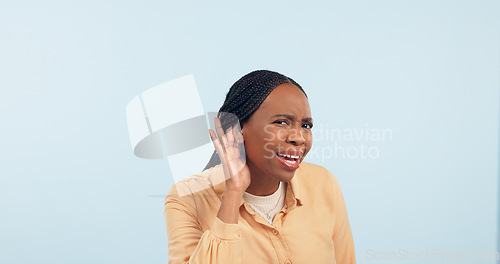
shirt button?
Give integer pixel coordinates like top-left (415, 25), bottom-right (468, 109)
top-left (272, 229), bottom-right (279, 235)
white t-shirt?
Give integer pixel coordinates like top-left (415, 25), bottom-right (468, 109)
top-left (243, 181), bottom-right (286, 224)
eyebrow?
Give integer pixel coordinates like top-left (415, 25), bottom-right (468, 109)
top-left (270, 114), bottom-right (313, 123)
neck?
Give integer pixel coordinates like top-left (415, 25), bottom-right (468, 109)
top-left (244, 162), bottom-right (280, 196)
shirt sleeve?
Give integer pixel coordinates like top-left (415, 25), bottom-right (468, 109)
top-left (328, 171), bottom-right (356, 263)
top-left (164, 183), bottom-right (242, 264)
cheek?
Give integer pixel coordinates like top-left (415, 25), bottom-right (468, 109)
top-left (295, 132), bottom-right (312, 161)
top-left (305, 131), bottom-right (313, 144)
top-left (244, 134), bottom-right (270, 160)
top-left (246, 131), bottom-right (280, 162)
top-left (276, 128), bottom-right (289, 141)
top-left (259, 131), bottom-right (279, 156)
top-left (303, 131), bottom-right (313, 153)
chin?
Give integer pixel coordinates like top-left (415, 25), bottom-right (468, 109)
top-left (273, 169), bottom-right (296, 182)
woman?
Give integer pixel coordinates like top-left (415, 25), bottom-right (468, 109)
top-left (164, 70), bottom-right (356, 264)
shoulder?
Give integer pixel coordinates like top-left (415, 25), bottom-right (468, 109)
top-left (296, 161), bottom-right (335, 181)
top-left (295, 161), bottom-right (343, 194)
top-left (164, 165), bottom-right (225, 210)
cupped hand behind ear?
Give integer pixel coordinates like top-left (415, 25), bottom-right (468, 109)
top-left (209, 117), bottom-right (250, 194)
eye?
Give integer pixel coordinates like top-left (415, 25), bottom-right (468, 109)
top-left (302, 123), bottom-right (313, 129)
top-left (273, 120), bottom-right (289, 125)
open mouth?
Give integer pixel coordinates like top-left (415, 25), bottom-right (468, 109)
top-left (275, 152), bottom-right (302, 170)
top-left (277, 153), bottom-right (299, 163)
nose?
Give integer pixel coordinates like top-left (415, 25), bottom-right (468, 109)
top-left (286, 128), bottom-right (306, 145)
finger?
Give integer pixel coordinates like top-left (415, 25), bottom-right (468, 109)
top-left (231, 125), bottom-right (237, 144)
top-left (225, 127), bottom-right (239, 163)
top-left (208, 129), bottom-right (217, 142)
top-left (214, 117), bottom-right (228, 150)
top-left (225, 125), bottom-right (235, 146)
top-left (228, 125), bottom-right (242, 166)
top-left (232, 125), bottom-right (246, 164)
top-left (209, 128), bottom-right (231, 180)
top-left (209, 129), bottom-right (225, 159)
top-left (231, 125), bottom-right (238, 145)
top-left (233, 123), bottom-right (243, 144)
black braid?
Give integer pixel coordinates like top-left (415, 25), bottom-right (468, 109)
top-left (203, 70), bottom-right (307, 171)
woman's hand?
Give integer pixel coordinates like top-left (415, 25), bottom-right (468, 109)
top-left (209, 117), bottom-right (251, 195)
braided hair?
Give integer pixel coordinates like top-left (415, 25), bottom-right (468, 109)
top-left (203, 70), bottom-right (307, 170)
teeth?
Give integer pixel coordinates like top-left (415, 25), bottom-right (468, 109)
top-left (277, 153), bottom-right (300, 159)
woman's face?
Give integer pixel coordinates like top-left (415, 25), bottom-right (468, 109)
top-left (240, 83), bottom-right (313, 182)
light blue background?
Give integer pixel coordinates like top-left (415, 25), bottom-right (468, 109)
top-left (1, 1), bottom-right (498, 263)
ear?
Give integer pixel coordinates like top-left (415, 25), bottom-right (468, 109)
top-left (238, 122), bottom-right (245, 135)
top-left (237, 126), bottom-right (245, 141)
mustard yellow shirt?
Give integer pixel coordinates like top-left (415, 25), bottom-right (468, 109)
top-left (164, 162), bottom-right (356, 264)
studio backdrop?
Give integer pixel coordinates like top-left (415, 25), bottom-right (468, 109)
top-left (0, 1), bottom-right (499, 263)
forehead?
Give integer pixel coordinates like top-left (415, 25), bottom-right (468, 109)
top-left (259, 83), bottom-right (311, 114)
